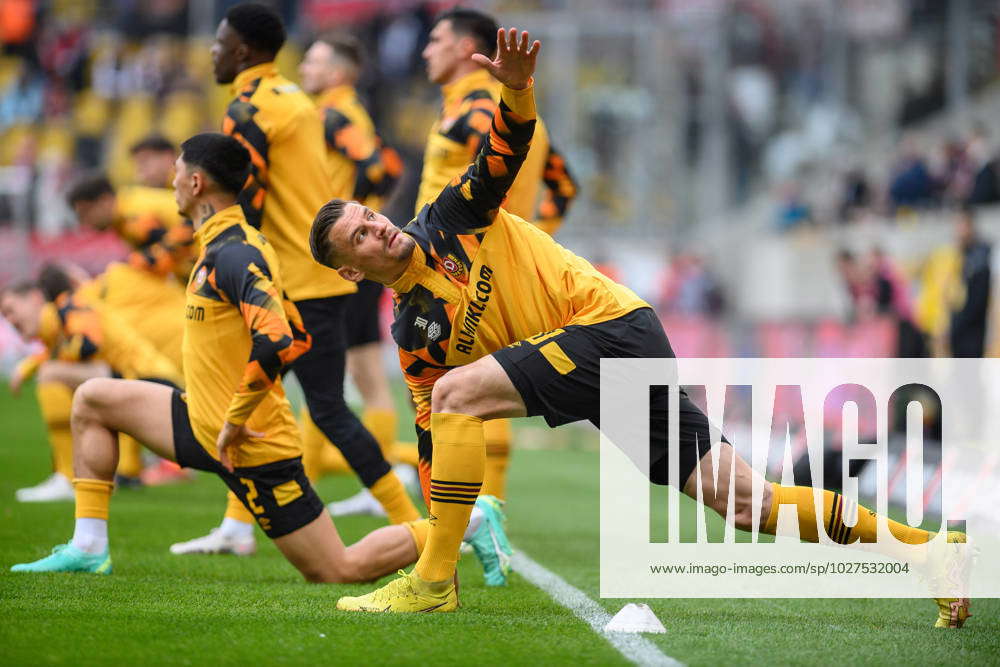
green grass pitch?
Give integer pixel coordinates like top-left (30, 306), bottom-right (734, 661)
top-left (1, 381), bottom-right (998, 666)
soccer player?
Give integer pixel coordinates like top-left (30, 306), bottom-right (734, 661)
top-left (169, 2), bottom-right (419, 555)
top-left (129, 134), bottom-right (178, 189)
top-left (297, 33), bottom-right (418, 501)
top-left (2, 264), bottom-right (185, 501)
top-left (417, 7), bottom-right (578, 508)
top-left (10, 133), bottom-right (427, 582)
top-left (66, 171), bottom-right (193, 485)
top-left (310, 29), bottom-right (970, 626)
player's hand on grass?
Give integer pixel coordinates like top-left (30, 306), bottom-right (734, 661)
top-left (472, 28), bottom-right (540, 91)
top-left (216, 421), bottom-right (264, 473)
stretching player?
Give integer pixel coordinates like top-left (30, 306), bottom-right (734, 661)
top-left (298, 33), bottom-right (419, 501)
top-left (416, 7), bottom-right (578, 510)
top-left (10, 133), bottom-right (428, 582)
top-left (310, 29), bottom-right (970, 626)
top-left (172, 3), bottom-right (420, 555)
top-left (2, 262), bottom-right (185, 499)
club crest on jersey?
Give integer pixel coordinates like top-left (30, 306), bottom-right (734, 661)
top-left (442, 255), bottom-right (467, 281)
top-left (192, 266), bottom-right (207, 289)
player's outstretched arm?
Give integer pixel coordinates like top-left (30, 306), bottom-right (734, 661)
top-left (427, 29), bottom-right (541, 234)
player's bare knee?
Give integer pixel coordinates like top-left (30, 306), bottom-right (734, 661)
top-left (72, 378), bottom-right (108, 423)
top-left (431, 368), bottom-right (475, 415)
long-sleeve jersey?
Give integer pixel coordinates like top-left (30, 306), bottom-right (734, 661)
top-left (114, 185), bottom-right (196, 281)
top-left (317, 84), bottom-right (403, 210)
top-left (416, 68), bottom-right (578, 233)
top-left (34, 289), bottom-right (182, 386)
top-left (184, 205), bottom-right (311, 467)
top-left (223, 62), bottom-right (356, 301)
top-left (390, 82), bottom-right (646, 442)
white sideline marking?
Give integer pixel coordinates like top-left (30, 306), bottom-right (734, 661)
top-left (511, 550), bottom-right (683, 667)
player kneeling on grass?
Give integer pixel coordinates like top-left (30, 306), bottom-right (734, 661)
top-left (9, 133), bottom-right (430, 583)
top-left (309, 28), bottom-right (971, 627)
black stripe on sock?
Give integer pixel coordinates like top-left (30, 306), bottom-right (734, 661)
top-left (430, 479), bottom-right (481, 487)
top-left (829, 494), bottom-right (842, 543)
top-left (427, 491), bottom-right (479, 500)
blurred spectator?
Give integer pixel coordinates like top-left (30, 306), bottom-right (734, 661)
top-left (949, 206), bottom-right (992, 357)
top-left (774, 181), bottom-right (811, 232)
top-left (837, 167), bottom-right (871, 223)
top-left (888, 136), bottom-right (936, 211)
top-left (964, 125), bottom-right (1000, 207)
top-left (869, 247), bottom-right (927, 358)
top-left (0, 62), bottom-right (44, 131)
top-left (659, 253), bottom-right (725, 318)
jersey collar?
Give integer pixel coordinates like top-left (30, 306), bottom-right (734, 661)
top-left (317, 84), bottom-right (355, 109)
top-left (232, 62), bottom-right (278, 94)
top-left (441, 69), bottom-right (497, 106)
top-left (386, 239), bottom-right (462, 303)
top-left (193, 205), bottom-right (246, 245)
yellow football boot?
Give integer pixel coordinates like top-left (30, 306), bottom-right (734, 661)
top-left (932, 531), bottom-right (972, 628)
top-left (337, 570), bottom-right (458, 613)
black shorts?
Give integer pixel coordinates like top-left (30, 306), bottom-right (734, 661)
top-left (343, 279), bottom-right (384, 348)
top-left (170, 391), bottom-right (324, 538)
top-left (492, 307), bottom-right (717, 488)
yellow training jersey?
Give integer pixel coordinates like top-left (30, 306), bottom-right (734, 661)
top-left (37, 290), bottom-right (182, 386)
top-left (76, 262), bottom-right (187, 370)
top-left (223, 63), bottom-right (355, 301)
top-left (114, 185), bottom-right (196, 280)
top-left (183, 204), bottom-right (311, 468)
top-left (317, 84), bottom-right (403, 211)
top-left (416, 69), bottom-right (577, 232)
top-left (392, 83), bottom-right (646, 436)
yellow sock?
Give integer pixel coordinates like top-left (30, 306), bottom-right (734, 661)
top-left (73, 478), bottom-right (114, 519)
top-left (391, 441), bottom-right (421, 467)
top-left (764, 484), bottom-right (931, 545)
top-left (36, 382), bottom-right (74, 479)
top-left (370, 470), bottom-right (421, 524)
top-left (225, 490), bottom-right (255, 524)
top-left (362, 408), bottom-right (397, 458)
top-left (414, 413), bottom-right (484, 582)
top-left (481, 418), bottom-right (511, 500)
top-left (117, 434), bottom-right (143, 478)
top-left (404, 518), bottom-right (430, 555)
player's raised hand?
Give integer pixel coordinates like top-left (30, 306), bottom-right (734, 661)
top-left (471, 28), bottom-right (540, 91)
top-left (216, 421), bottom-right (264, 473)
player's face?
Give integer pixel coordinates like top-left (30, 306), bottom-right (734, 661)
top-left (300, 42), bottom-right (334, 95)
top-left (423, 20), bottom-right (467, 85)
top-left (132, 149), bottom-right (176, 189)
top-left (331, 202), bottom-right (415, 283)
top-left (73, 195), bottom-right (115, 231)
top-left (211, 20), bottom-right (244, 85)
top-left (172, 157), bottom-right (195, 218)
top-left (0, 290), bottom-right (42, 340)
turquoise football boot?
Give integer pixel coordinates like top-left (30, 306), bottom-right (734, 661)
top-left (11, 543), bottom-right (112, 574)
top-left (466, 495), bottom-right (512, 586)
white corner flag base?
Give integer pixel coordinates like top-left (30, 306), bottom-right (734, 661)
top-left (604, 603), bottom-right (667, 634)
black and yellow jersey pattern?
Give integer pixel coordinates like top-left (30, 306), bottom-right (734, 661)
top-left (114, 186), bottom-right (196, 281)
top-left (318, 84), bottom-right (403, 209)
top-left (183, 205), bottom-right (310, 467)
top-left (34, 289), bottom-right (182, 386)
top-left (416, 69), bottom-right (578, 233)
top-left (390, 82), bottom-right (646, 450)
top-left (222, 63), bottom-right (355, 301)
